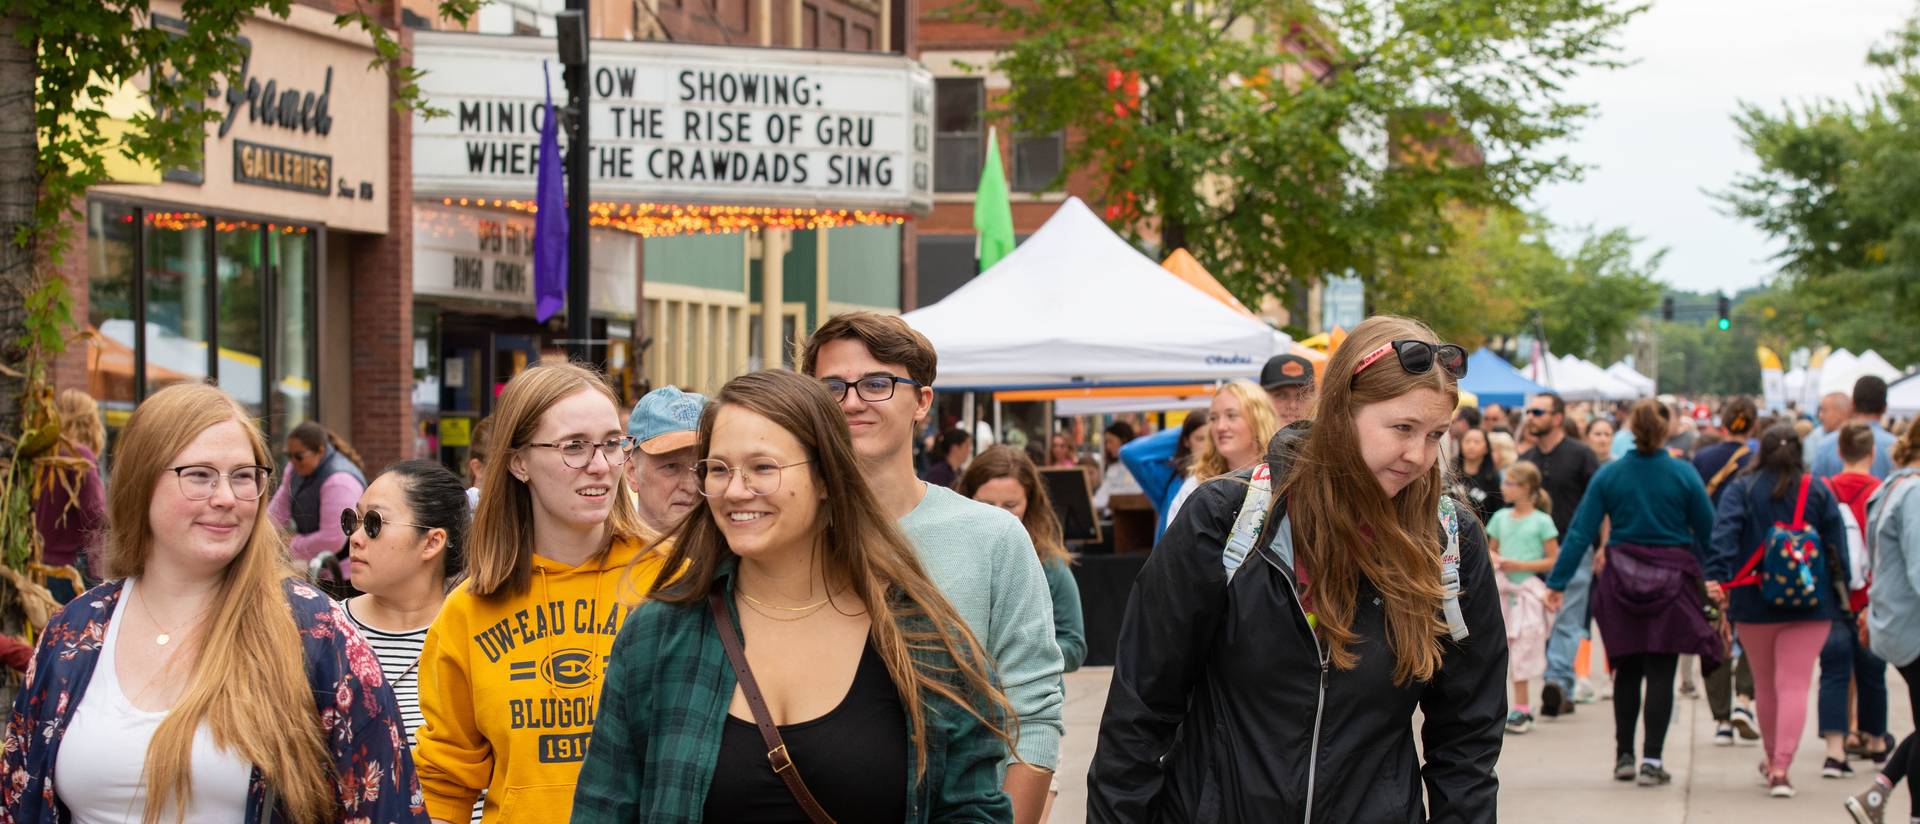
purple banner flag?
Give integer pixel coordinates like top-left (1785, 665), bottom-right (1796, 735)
top-left (533, 61), bottom-right (568, 323)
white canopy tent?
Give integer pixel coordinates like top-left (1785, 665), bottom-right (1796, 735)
top-left (901, 197), bottom-right (1292, 390)
top-left (1548, 355), bottom-right (1640, 401)
top-left (1606, 361), bottom-right (1656, 396)
top-left (1890, 374), bottom-right (1920, 416)
top-left (1856, 350), bottom-right (1905, 383)
top-left (1817, 350), bottom-right (1861, 397)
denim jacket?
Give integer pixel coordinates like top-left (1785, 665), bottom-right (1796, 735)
top-left (1, 577), bottom-right (427, 824)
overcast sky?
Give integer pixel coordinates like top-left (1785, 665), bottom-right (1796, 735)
top-left (1525, 0), bottom-right (1913, 295)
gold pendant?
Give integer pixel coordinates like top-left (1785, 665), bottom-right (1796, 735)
top-left (155, 634), bottom-right (170, 646)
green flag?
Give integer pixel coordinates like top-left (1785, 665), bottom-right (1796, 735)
top-left (974, 127), bottom-right (1015, 272)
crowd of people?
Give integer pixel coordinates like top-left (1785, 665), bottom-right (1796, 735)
top-left (7, 309), bottom-right (1920, 823)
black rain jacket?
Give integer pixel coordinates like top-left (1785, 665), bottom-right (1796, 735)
top-left (1088, 426), bottom-right (1507, 823)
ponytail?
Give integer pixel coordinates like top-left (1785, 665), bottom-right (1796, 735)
top-left (289, 421), bottom-right (365, 473)
top-left (1504, 460), bottom-right (1550, 514)
top-left (327, 431), bottom-right (366, 473)
top-left (1751, 423), bottom-right (1804, 499)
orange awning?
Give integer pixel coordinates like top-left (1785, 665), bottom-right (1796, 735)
top-left (1161, 249), bottom-right (1255, 318)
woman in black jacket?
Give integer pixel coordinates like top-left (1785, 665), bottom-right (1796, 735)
top-left (1089, 316), bottom-right (1506, 824)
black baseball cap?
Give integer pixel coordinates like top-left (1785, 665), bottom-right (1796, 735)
top-left (1261, 354), bottom-right (1315, 390)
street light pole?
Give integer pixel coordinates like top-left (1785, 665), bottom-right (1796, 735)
top-left (560, 2), bottom-right (592, 364)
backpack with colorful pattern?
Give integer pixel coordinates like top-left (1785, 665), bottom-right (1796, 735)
top-left (1728, 474), bottom-right (1823, 610)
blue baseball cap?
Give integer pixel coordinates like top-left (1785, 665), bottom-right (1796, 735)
top-left (628, 387), bottom-right (709, 455)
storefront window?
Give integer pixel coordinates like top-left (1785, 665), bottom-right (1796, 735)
top-left (144, 210), bottom-right (211, 391)
top-left (87, 200), bottom-right (316, 448)
top-left (85, 202), bottom-right (138, 441)
top-left (216, 219), bottom-right (266, 416)
top-left (271, 225), bottom-right (312, 435)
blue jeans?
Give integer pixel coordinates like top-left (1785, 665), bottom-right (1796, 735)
top-left (1818, 618), bottom-right (1888, 737)
top-left (1546, 553), bottom-right (1594, 693)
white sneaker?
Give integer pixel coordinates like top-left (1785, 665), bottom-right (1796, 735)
top-left (1574, 679), bottom-right (1598, 704)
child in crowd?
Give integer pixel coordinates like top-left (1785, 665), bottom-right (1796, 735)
top-left (1488, 460), bottom-right (1561, 733)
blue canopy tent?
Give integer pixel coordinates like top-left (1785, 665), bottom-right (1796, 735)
top-left (1460, 348), bottom-right (1548, 411)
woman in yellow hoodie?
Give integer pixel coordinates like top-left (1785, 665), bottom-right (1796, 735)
top-left (415, 363), bottom-right (669, 823)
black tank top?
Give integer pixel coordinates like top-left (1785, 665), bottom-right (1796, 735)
top-left (702, 642), bottom-right (909, 823)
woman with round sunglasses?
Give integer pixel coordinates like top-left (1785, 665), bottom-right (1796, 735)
top-left (571, 369), bottom-right (1016, 822)
top-left (413, 364), bottom-right (670, 824)
top-left (1544, 399), bottom-right (1720, 788)
top-left (340, 460), bottom-right (487, 821)
top-left (3, 383), bottom-right (423, 824)
top-left (1090, 316), bottom-right (1504, 822)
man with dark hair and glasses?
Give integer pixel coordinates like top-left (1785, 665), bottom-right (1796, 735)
top-left (1523, 390), bottom-right (1604, 718)
top-left (802, 311), bottom-right (1066, 824)
top-left (624, 386), bottom-right (710, 537)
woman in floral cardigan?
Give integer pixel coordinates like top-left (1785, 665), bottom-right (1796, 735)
top-left (3, 383), bottom-right (424, 824)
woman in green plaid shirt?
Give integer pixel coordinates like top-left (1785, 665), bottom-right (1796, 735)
top-left (571, 369), bottom-right (1017, 823)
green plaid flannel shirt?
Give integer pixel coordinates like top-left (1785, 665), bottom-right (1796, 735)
top-left (568, 562), bottom-right (1014, 823)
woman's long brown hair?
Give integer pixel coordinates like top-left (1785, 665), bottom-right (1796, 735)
top-left (955, 445), bottom-right (1072, 566)
top-left (103, 383), bottom-right (332, 824)
top-left (1280, 316), bottom-right (1460, 685)
top-left (465, 363), bottom-right (647, 597)
top-left (650, 369), bottom-right (1018, 777)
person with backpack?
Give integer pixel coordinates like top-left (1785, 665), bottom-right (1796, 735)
top-left (1543, 399), bottom-right (1720, 787)
top-left (1089, 316), bottom-right (1504, 822)
top-left (1706, 424), bottom-right (1852, 799)
top-left (1822, 422), bottom-right (1892, 777)
top-left (1844, 422), bottom-right (1920, 824)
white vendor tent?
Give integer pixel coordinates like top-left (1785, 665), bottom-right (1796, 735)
top-left (1548, 355), bottom-right (1640, 401)
top-left (1817, 350), bottom-right (1861, 397)
top-left (901, 197), bottom-right (1292, 390)
top-left (1856, 350), bottom-right (1905, 383)
top-left (1890, 374), bottom-right (1920, 416)
top-left (1606, 361), bottom-right (1656, 396)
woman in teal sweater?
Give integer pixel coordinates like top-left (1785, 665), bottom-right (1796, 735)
top-left (1546, 400), bottom-right (1719, 788)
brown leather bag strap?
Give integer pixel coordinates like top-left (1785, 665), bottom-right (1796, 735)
top-left (708, 591), bottom-right (836, 824)
top-left (1706, 444), bottom-right (1749, 496)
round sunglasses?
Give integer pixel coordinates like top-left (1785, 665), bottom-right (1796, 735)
top-left (341, 508), bottom-right (431, 540)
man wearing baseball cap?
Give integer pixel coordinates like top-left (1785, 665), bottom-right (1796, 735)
top-left (1260, 353), bottom-right (1316, 427)
top-left (625, 386), bottom-right (708, 536)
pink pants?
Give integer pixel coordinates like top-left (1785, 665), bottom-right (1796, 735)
top-left (1735, 620), bottom-right (1829, 774)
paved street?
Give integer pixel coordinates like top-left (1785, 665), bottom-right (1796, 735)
top-left (1053, 666), bottom-right (1913, 822)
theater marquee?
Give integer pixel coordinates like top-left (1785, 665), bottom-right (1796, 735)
top-left (410, 31), bottom-right (934, 215)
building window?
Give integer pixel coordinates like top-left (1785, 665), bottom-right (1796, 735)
top-left (822, 11), bottom-right (844, 49)
top-left (934, 78), bottom-right (984, 192)
top-left (83, 200), bottom-right (317, 449)
top-left (1012, 130), bottom-right (1065, 192)
top-left (850, 23), bottom-right (872, 51)
top-left (803, 3), bottom-right (819, 47)
top-left (915, 234), bottom-right (977, 305)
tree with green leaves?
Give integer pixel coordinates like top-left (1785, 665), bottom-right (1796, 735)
top-left (954, 0), bottom-right (1642, 311)
top-left (1720, 11), bottom-right (1920, 367)
top-left (1370, 206), bottom-right (1662, 361)
top-left (0, 0), bottom-right (476, 617)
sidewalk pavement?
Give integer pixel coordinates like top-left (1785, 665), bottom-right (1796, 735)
top-left (1053, 665), bottom-right (1912, 823)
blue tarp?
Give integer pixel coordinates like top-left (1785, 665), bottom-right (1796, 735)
top-left (1460, 348), bottom-right (1548, 411)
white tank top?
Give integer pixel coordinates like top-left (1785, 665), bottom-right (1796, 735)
top-left (55, 578), bottom-right (254, 823)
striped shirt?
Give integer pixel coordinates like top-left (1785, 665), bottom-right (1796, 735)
top-left (343, 598), bottom-right (486, 823)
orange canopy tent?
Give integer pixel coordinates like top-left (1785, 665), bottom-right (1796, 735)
top-left (1160, 249), bottom-right (1255, 318)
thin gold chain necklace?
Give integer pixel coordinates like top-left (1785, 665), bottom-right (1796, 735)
top-left (739, 589), bottom-right (832, 612)
top-left (739, 594), bottom-right (828, 622)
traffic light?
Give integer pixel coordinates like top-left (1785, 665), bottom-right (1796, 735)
top-left (1716, 294), bottom-right (1731, 330)
top-left (1662, 296), bottom-right (1674, 322)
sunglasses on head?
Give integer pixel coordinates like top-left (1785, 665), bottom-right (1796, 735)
top-left (341, 508), bottom-right (430, 541)
top-left (1351, 340), bottom-right (1468, 386)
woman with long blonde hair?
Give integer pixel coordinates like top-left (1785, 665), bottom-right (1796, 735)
top-left (3, 383), bottom-right (423, 824)
top-left (571, 369), bottom-right (1016, 821)
top-left (1189, 379), bottom-right (1282, 483)
top-left (413, 363), bottom-right (670, 824)
top-left (1090, 316), bottom-right (1505, 821)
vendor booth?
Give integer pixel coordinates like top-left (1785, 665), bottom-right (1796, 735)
top-left (1460, 348), bottom-right (1549, 410)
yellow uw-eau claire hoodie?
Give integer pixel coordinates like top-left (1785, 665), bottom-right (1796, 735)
top-left (414, 536), bottom-right (668, 822)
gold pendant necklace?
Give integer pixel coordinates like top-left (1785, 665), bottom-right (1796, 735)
top-left (136, 585), bottom-right (207, 647)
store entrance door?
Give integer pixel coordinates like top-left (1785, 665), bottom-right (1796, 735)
top-left (435, 319), bottom-right (542, 470)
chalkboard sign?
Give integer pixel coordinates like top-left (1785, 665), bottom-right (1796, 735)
top-left (1041, 467), bottom-right (1101, 544)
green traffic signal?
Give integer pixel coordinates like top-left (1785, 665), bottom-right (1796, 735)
top-left (1717, 318), bottom-right (1731, 331)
